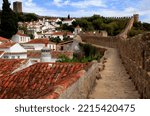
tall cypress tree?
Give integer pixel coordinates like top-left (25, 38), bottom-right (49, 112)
top-left (0, 0), bottom-right (18, 39)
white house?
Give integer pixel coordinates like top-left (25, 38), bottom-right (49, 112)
top-left (11, 32), bottom-right (31, 43)
top-left (0, 42), bottom-right (27, 59)
top-left (51, 32), bottom-right (74, 41)
top-left (62, 19), bottom-right (76, 25)
top-left (22, 38), bottom-right (57, 51)
top-left (49, 18), bottom-right (61, 25)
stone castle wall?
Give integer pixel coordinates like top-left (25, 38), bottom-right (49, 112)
top-left (80, 32), bottom-right (150, 98)
top-left (80, 34), bottom-right (117, 48)
top-left (118, 33), bottom-right (150, 98)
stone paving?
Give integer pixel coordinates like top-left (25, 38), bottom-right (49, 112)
top-left (89, 47), bottom-right (140, 99)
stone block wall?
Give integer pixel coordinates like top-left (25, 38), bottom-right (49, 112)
top-left (80, 34), bottom-right (117, 48)
top-left (80, 32), bottom-right (150, 98)
top-left (59, 61), bottom-right (100, 99)
top-left (118, 33), bottom-right (150, 98)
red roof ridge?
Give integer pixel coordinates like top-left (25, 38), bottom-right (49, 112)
top-left (0, 42), bottom-right (16, 49)
top-left (25, 38), bottom-right (54, 44)
top-left (0, 36), bottom-right (10, 42)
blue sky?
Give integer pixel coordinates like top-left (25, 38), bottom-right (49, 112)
top-left (0, 0), bottom-right (150, 23)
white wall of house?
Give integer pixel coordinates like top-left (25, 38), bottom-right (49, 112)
top-left (11, 35), bottom-right (31, 43)
top-left (9, 43), bottom-right (27, 53)
top-left (22, 43), bottom-right (57, 51)
top-left (0, 43), bottom-right (27, 53)
top-left (2, 54), bottom-right (27, 59)
top-left (51, 35), bottom-right (64, 41)
top-left (62, 19), bottom-right (76, 25)
top-left (69, 34), bottom-right (75, 38)
top-left (23, 44), bottom-right (45, 50)
top-left (0, 43), bottom-right (27, 59)
top-left (74, 28), bottom-right (82, 35)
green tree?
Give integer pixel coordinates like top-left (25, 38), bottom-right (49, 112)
top-left (24, 13), bottom-right (38, 22)
top-left (0, 0), bottom-right (18, 39)
top-left (92, 19), bottom-right (103, 30)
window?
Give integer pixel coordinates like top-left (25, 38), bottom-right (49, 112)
top-left (18, 56), bottom-right (20, 59)
top-left (60, 46), bottom-right (64, 51)
top-left (11, 56), bottom-right (15, 59)
top-left (3, 56), bottom-right (9, 59)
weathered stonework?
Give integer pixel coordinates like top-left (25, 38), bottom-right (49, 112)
top-left (118, 33), bottom-right (150, 98)
top-left (59, 61), bottom-right (100, 99)
top-left (80, 32), bottom-right (150, 98)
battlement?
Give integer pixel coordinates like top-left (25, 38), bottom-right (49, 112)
top-left (105, 16), bottom-right (131, 20)
top-left (104, 14), bottom-right (139, 22)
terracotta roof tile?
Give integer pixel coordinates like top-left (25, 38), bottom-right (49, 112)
top-left (26, 38), bottom-right (55, 44)
top-left (0, 59), bottom-right (28, 77)
top-left (0, 51), bottom-right (4, 56)
top-left (27, 50), bottom-right (73, 59)
top-left (27, 51), bottom-right (41, 58)
top-left (0, 37), bottom-right (10, 42)
top-left (0, 62), bottom-right (89, 99)
top-left (0, 42), bottom-right (15, 49)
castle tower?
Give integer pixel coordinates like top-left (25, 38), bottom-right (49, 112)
top-left (133, 14), bottom-right (139, 22)
top-left (13, 1), bottom-right (22, 13)
top-left (40, 44), bottom-right (52, 62)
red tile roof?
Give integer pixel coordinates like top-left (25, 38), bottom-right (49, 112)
top-left (0, 62), bottom-right (89, 99)
top-left (0, 59), bottom-right (28, 77)
top-left (27, 50), bottom-right (73, 59)
top-left (26, 39), bottom-right (55, 44)
top-left (0, 51), bottom-right (4, 56)
top-left (27, 51), bottom-right (41, 58)
top-left (0, 37), bottom-right (10, 42)
top-left (0, 42), bottom-right (15, 49)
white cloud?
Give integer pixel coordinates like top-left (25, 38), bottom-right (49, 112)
top-left (70, 0), bottom-right (106, 8)
top-left (53, 0), bottom-right (69, 7)
top-left (0, 0), bottom-right (150, 23)
top-left (52, 0), bottom-right (106, 8)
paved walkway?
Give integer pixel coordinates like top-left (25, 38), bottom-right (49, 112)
top-left (89, 47), bottom-right (140, 99)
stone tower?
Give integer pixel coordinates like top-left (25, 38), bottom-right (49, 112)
top-left (13, 1), bottom-right (22, 13)
top-left (133, 14), bottom-right (139, 22)
top-left (41, 45), bottom-right (52, 62)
